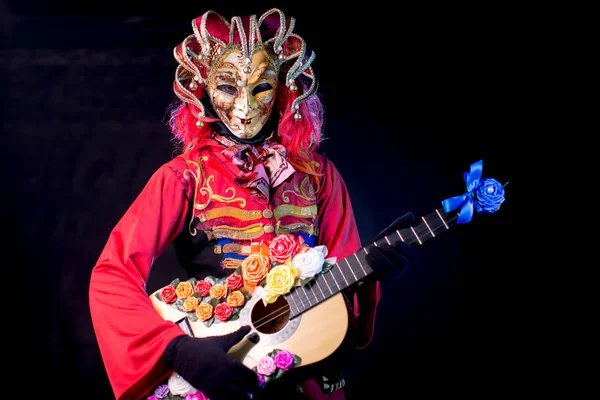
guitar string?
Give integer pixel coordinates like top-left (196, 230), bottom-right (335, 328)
top-left (249, 214), bottom-right (458, 330)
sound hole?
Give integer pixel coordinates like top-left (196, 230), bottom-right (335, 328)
top-left (250, 295), bottom-right (290, 334)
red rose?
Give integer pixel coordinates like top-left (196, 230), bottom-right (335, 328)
top-left (194, 280), bottom-right (212, 297)
top-left (159, 285), bottom-right (177, 303)
top-left (268, 234), bottom-right (301, 263)
top-left (226, 273), bottom-right (244, 291)
top-left (214, 302), bottom-right (233, 321)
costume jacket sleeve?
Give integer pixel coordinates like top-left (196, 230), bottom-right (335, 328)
top-left (89, 157), bottom-right (191, 400)
top-left (316, 157), bottom-right (381, 349)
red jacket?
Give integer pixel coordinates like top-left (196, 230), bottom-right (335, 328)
top-left (89, 141), bottom-right (380, 400)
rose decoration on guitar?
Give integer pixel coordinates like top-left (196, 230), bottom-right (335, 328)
top-left (441, 159), bottom-right (506, 224)
top-left (149, 159), bottom-right (507, 398)
top-left (152, 234), bottom-right (334, 396)
top-left (156, 234), bottom-right (336, 328)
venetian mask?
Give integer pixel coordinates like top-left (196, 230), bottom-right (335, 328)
top-left (206, 46), bottom-right (279, 140)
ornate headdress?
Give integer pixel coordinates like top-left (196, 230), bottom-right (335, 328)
top-left (173, 8), bottom-right (318, 127)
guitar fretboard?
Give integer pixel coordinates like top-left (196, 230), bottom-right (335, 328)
top-left (285, 208), bottom-right (459, 318)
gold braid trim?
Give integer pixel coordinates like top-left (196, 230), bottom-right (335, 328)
top-left (273, 204), bottom-right (317, 219)
top-left (222, 258), bottom-right (243, 270)
top-left (199, 207), bottom-right (263, 222)
top-left (183, 159), bottom-right (204, 236)
top-left (275, 222), bottom-right (318, 236)
top-left (213, 243), bottom-right (255, 255)
top-left (212, 223), bottom-right (265, 240)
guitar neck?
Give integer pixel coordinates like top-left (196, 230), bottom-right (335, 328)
top-left (285, 208), bottom-right (459, 318)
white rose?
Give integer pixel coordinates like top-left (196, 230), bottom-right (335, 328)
top-left (292, 245), bottom-right (326, 280)
top-left (168, 372), bottom-right (198, 397)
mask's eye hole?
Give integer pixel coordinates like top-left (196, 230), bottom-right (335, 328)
top-left (217, 84), bottom-right (238, 96)
top-left (252, 83), bottom-right (273, 96)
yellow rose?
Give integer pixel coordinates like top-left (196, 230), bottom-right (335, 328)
top-left (241, 253), bottom-right (271, 286)
top-left (263, 265), bottom-right (297, 305)
top-left (226, 290), bottom-right (246, 308)
top-left (183, 296), bottom-right (199, 312)
top-left (209, 283), bottom-right (228, 299)
top-left (175, 281), bottom-right (194, 299)
top-left (195, 302), bottom-right (213, 321)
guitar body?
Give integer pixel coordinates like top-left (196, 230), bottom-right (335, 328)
top-left (150, 286), bottom-right (349, 369)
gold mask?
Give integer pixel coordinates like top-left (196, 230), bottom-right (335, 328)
top-left (206, 46), bottom-right (279, 140)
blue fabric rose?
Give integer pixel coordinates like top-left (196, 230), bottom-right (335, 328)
top-left (442, 160), bottom-right (506, 224)
top-left (473, 178), bottom-right (505, 213)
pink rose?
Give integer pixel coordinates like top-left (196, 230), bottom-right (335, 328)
top-left (226, 273), bottom-right (244, 291)
top-left (268, 234), bottom-right (300, 263)
top-left (274, 350), bottom-right (295, 371)
top-left (159, 285), bottom-right (177, 303)
top-left (184, 391), bottom-right (209, 400)
top-left (194, 280), bottom-right (212, 297)
top-left (257, 355), bottom-right (276, 376)
top-left (214, 302), bottom-right (233, 321)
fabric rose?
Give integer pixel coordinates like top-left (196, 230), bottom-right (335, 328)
top-left (268, 234), bottom-right (300, 263)
top-left (183, 296), bottom-right (199, 312)
top-left (168, 373), bottom-right (197, 397)
top-left (214, 302), bottom-right (233, 321)
top-left (185, 391), bottom-right (209, 400)
top-left (474, 178), bottom-right (505, 213)
top-left (147, 396), bottom-right (158, 400)
top-left (194, 280), bottom-right (212, 296)
top-left (256, 356), bottom-right (276, 376)
top-left (273, 350), bottom-right (295, 371)
top-left (241, 253), bottom-right (270, 286)
top-left (226, 273), bottom-right (244, 291)
top-left (195, 302), bottom-right (213, 321)
top-left (292, 245), bottom-right (326, 280)
top-left (262, 265), bottom-right (297, 304)
top-left (176, 281), bottom-right (194, 300)
top-left (153, 384), bottom-right (169, 399)
top-left (226, 290), bottom-right (246, 307)
top-left (160, 285), bottom-right (177, 304)
top-left (209, 283), bottom-right (228, 299)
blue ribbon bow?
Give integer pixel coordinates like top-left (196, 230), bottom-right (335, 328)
top-left (441, 159), bottom-right (484, 224)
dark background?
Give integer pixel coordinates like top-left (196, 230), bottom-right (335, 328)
top-left (3, 1), bottom-right (525, 398)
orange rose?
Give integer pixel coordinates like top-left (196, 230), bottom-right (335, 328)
top-left (226, 290), bottom-right (246, 308)
top-left (176, 281), bottom-right (194, 299)
top-left (241, 253), bottom-right (270, 286)
top-left (195, 302), bottom-right (213, 321)
top-left (183, 296), bottom-right (199, 312)
top-left (209, 283), bottom-right (228, 299)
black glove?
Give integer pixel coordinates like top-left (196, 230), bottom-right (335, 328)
top-left (162, 325), bottom-right (259, 400)
top-left (365, 212), bottom-right (421, 282)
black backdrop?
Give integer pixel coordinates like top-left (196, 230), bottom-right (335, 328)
top-left (3, 1), bottom-right (523, 398)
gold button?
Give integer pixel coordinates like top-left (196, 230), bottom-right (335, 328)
top-left (262, 209), bottom-right (273, 219)
top-left (263, 224), bottom-right (275, 234)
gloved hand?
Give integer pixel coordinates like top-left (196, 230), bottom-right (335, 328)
top-left (365, 212), bottom-right (421, 282)
top-left (162, 325), bottom-right (259, 400)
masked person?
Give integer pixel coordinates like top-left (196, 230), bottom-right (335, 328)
top-left (89, 8), bottom-right (420, 400)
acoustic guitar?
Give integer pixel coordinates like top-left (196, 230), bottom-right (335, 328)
top-left (149, 159), bottom-right (505, 371)
top-left (151, 207), bottom-right (468, 369)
